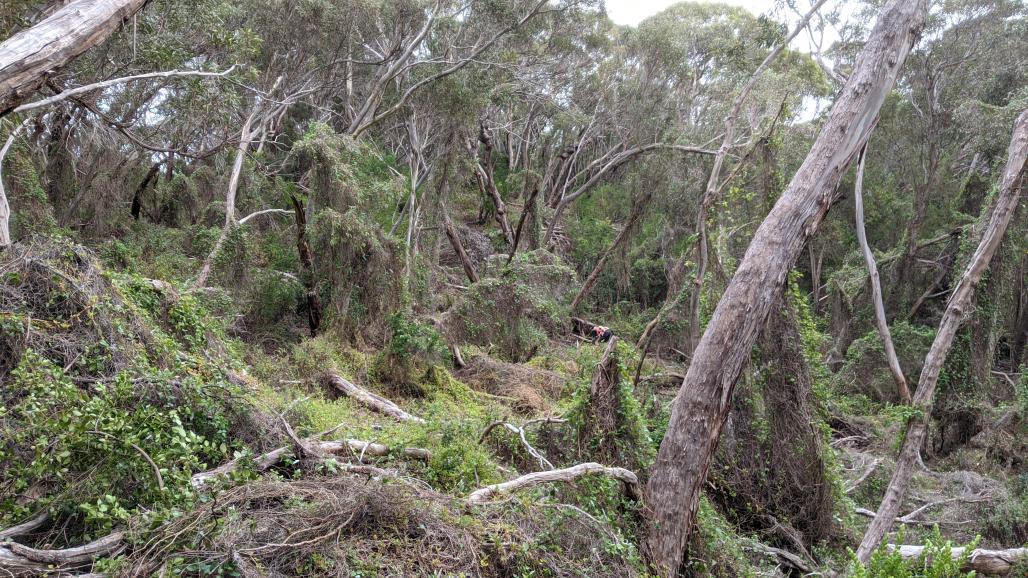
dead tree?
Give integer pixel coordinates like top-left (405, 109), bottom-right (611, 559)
top-left (642, 1), bottom-right (929, 574)
top-left (289, 192), bottom-right (323, 335)
top-left (474, 121), bottom-right (514, 246)
top-left (853, 144), bottom-right (912, 404)
top-left (856, 108), bottom-right (1028, 562)
top-left (0, 0), bottom-right (149, 116)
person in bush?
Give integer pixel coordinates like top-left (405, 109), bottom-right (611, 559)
top-left (591, 324), bottom-right (613, 343)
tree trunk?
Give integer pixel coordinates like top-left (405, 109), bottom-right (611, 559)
top-left (289, 193), bottom-right (322, 336)
top-left (642, 2), bottom-right (928, 574)
top-left (855, 108), bottom-right (1028, 563)
top-left (0, 0), bottom-right (150, 117)
top-left (507, 177), bottom-right (540, 263)
top-left (476, 122), bottom-right (514, 246)
top-left (0, 119), bottom-right (29, 247)
top-left (130, 161), bottom-right (161, 221)
top-left (853, 144), bottom-right (912, 404)
top-left (570, 190), bottom-right (652, 312)
top-left (193, 111), bottom-right (256, 288)
top-left (443, 210), bottom-right (479, 284)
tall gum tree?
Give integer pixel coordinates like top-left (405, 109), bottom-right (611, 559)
top-left (856, 107), bottom-right (1028, 562)
top-left (642, 0), bottom-right (930, 575)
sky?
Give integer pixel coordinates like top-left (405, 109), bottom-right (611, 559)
top-left (604, 0), bottom-right (779, 26)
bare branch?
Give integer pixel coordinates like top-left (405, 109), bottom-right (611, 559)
top-left (467, 462), bottom-right (641, 504)
top-left (13, 67), bottom-right (237, 115)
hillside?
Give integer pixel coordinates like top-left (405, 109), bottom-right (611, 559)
top-left (0, 1), bottom-right (1027, 577)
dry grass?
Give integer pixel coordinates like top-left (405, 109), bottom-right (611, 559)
top-left (457, 350), bottom-right (567, 413)
top-left (119, 473), bottom-right (644, 578)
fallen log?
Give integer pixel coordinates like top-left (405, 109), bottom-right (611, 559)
top-left (191, 438), bottom-right (430, 490)
top-left (0, 531), bottom-right (125, 572)
top-left (466, 462), bottom-right (641, 504)
top-left (0, 512), bottom-right (48, 540)
top-left (887, 545), bottom-right (1026, 576)
top-left (323, 373), bottom-right (425, 424)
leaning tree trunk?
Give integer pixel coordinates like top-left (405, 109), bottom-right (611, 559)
top-left (289, 193), bottom-right (322, 336)
top-left (642, 1), bottom-right (928, 575)
top-left (856, 108), bottom-right (1028, 563)
top-left (569, 190), bottom-right (652, 312)
top-left (0, 0), bottom-right (150, 117)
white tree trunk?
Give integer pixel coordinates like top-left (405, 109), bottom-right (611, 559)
top-left (856, 109), bottom-right (1028, 562)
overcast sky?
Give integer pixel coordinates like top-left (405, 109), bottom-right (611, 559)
top-left (604, 0), bottom-right (779, 26)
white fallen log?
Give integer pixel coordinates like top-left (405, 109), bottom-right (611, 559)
top-left (191, 438), bottom-right (429, 490)
top-left (323, 373), bottom-right (425, 424)
top-left (0, 531), bottom-right (125, 569)
top-left (887, 544), bottom-right (1027, 576)
top-left (466, 462), bottom-right (641, 504)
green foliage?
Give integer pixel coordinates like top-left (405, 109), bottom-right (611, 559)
top-left (565, 340), bottom-right (654, 471)
top-left (449, 251), bottom-right (576, 362)
top-left (849, 529), bottom-right (979, 578)
top-left (0, 352), bottom-right (233, 539)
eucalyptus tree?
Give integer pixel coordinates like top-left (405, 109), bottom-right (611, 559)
top-left (643, 0), bottom-right (929, 574)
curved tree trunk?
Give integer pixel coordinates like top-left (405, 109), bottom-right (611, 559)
top-left (642, 1), bottom-right (928, 574)
top-left (0, 0), bottom-right (150, 117)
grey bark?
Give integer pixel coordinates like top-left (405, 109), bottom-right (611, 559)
top-left (642, 1), bottom-right (928, 574)
top-left (0, 0), bottom-right (149, 116)
top-left (855, 108), bottom-right (1028, 562)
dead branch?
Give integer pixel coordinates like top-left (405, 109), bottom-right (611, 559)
top-left (479, 416), bottom-right (566, 470)
top-left (853, 144), bottom-right (912, 403)
top-left (323, 373), bottom-right (425, 423)
top-left (844, 457), bottom-right (880, 493)
top-left (87, 430), bottom-right (165, 491)
top-left (0, 512), bottom-right (49, 540)
top-left (13, 67), bottom-right (236, 115)
top-left (0, 118), bottom-right (30, 247)
top-left (466, 462), bottom-right (641, 505)
top-left (742, 539), bottom-right (813, 574)
top-left (1, 531), bottom-right (125, 568)
top-left (191, 437), bottom-right (430, 490)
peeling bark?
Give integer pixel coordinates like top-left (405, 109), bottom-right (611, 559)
top-left (0, 0), bottom-right (150, 116)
